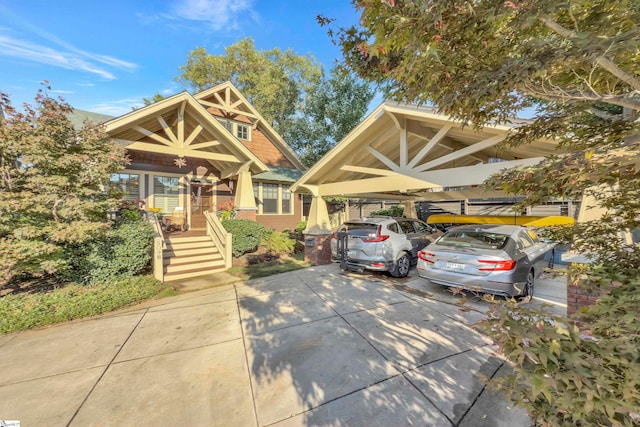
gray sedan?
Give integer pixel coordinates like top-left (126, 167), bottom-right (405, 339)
top-left (416, 224), bottom-right (555, 298)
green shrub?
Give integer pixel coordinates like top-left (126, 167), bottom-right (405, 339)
top-left (221, 219), bottom-right (267, 257)
top-left (64, 220), bottom-right (154, 284)
top-left (478, 273), bottom-right (640, 426)
top-left (0, 275), bottom-right (169, 334)
top-left (289, 220), bottom-right (308, 240)
top-left (371, 205), bottom-right (404, 217)
top-left (262, 231), bottom-right (296, 254)
top-left (295, 220), bottom-right (307, 234)
top-left (119, 205), bottom-right (143, 221)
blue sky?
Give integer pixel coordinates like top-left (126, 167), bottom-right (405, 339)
top-left (0, 1), bottom-right (361, 116)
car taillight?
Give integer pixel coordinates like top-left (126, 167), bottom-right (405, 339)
top-left (362, 226), bottom-right (389, 242)
top-left (478, 259), bottom-right (517, 271)
top-left (362, 235), bottom-right (389, 242)
top-left (418, 251), bottom-right (435, 263)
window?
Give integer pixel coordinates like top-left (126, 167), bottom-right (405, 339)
top-left (254, 182), bottom-right (295, 215)
top-left (412, 221), bottom-right (433, 233)
top-left (517, 231), bottom-right (535, 249)
top-left (262, 183), bottom-right (278, 214)
top-left (216, 118), bottom-right (234, 133)
top-left (216, 118), bottom-right (251, 140)
top-left (153, 176), bottom-right (180, 214)
top-left (110, 173), bottom-right (139, 202)
top-left (438, 231), bottom-right (509, 250)
top-left (236, 124), bottom-right (249, 140)
top-left (397, 220), bottom-right (416, 234)
top-left (282, 189), bottom-right (292, 214)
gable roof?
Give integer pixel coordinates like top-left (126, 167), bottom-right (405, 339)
top-left (291, 102), bottom-right (559, 200)
top-left (67, 109), bottom-right (113, 129)
top-left (104, 91), bottom-right (269, 176)
top-left (194, 81), bottom-right (306, 171)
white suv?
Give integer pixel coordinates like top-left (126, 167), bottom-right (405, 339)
top-left (330, 216), bottom-right (440, 278)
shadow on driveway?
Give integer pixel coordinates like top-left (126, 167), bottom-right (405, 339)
top-left (236, 265), bottom-right (529, 426)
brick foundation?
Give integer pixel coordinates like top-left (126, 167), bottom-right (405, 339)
top-left (304, 233), bottom-right (332, 265)
top-left (235, 209), bottom-right (257, 222)
top-left (567, 283), bottom-right (613, 317)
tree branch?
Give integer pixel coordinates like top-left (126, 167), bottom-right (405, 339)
top-left (523, 82), bottom-right (640, 112)
top-left (593, 56), bottom-right (640, 93)
top-left (52, 199), bottom-right (63, 222)
top-left (538, 15), bottom-right (640, 93)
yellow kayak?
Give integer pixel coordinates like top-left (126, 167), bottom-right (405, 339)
top-left (426, 214), bottom-right (574, 227)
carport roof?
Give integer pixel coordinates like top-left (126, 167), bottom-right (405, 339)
top-left (291, 102), bottom-right (557, 201)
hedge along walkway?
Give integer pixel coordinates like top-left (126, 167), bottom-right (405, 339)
top-left (0, 276), bottom-right (172, 334)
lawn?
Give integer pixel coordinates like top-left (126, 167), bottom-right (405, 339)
top-left (228, 252), bottom-right (310, 280)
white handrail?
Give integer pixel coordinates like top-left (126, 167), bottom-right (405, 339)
top-left (204, 211), bottom-right (233, 269)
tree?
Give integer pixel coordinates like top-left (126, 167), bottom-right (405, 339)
top-left (0, 87), bottom-right (128, 286)
top-left (142, 93), bottom-right (165, 106)
top-left (177, 37), bottom-right (323, 135)
top-left (327, 1), bottom-right (640, 425)
top-left (324, 0), bottom-right (639, 123)
top-left (284, 66), bottom-right (375, 166)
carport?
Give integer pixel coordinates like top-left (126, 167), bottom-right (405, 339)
top-left (290, 102), bottom-right (567, 262)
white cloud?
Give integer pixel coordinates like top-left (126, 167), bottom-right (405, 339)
top-left (90, 98), bottom-right (145, 116)
top-left (0, 9), bottom-right (137, 80)
top-left (0, 33), bottom-right (117, 79)
top-left (161, 86), bottom-right (179, 95)
top-left (169, 0), bottom-right (256, 30)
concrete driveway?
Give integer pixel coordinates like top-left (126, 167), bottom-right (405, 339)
top-left (0, 264), bottom-right (565, 426)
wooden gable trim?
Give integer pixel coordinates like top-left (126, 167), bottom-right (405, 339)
top-left (104, 92), bottom-right (268, 174)
top-left (291, 102), bottom-right (557, 199)
top-left (194, 81), bottom-right (306, 171)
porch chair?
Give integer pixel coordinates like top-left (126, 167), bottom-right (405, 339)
top-left (168, 206), bottom-right (185, 232)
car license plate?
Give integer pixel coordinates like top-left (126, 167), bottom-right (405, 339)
top-left (447, 262), bottom-right (465, 270)
top-left (347, 250), bottom-right (356, 258)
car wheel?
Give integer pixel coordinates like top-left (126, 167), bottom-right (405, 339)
top-left (547, 250), bottom-right (555, 270)
top-left (520, 269), bottom-right (535, 302)
top-left (390, 253), bottom-right (411, 278)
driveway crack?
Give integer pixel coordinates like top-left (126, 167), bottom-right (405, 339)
top-left (65, 308), bottom-right (150, 427)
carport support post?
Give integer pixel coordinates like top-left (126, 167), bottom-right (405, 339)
top-left (303, 192), bottom-right (333, 265)
top-left (233, 170), bottom-right (257, 221)
top-left (403, 200), bottom-right (418, 218)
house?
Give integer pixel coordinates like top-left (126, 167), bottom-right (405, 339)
top-left (73, 82), bottom-right (306, 280)
top-left (73, 82), bottom-right (306, 231)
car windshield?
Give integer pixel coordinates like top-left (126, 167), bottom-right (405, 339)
top-left (342, 222), bottom-right (379, 238)
top-left (436, 230), bottom-right (509, 250)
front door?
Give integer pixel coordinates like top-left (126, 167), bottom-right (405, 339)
top-left (190, 183), bottom-right (214, 229)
